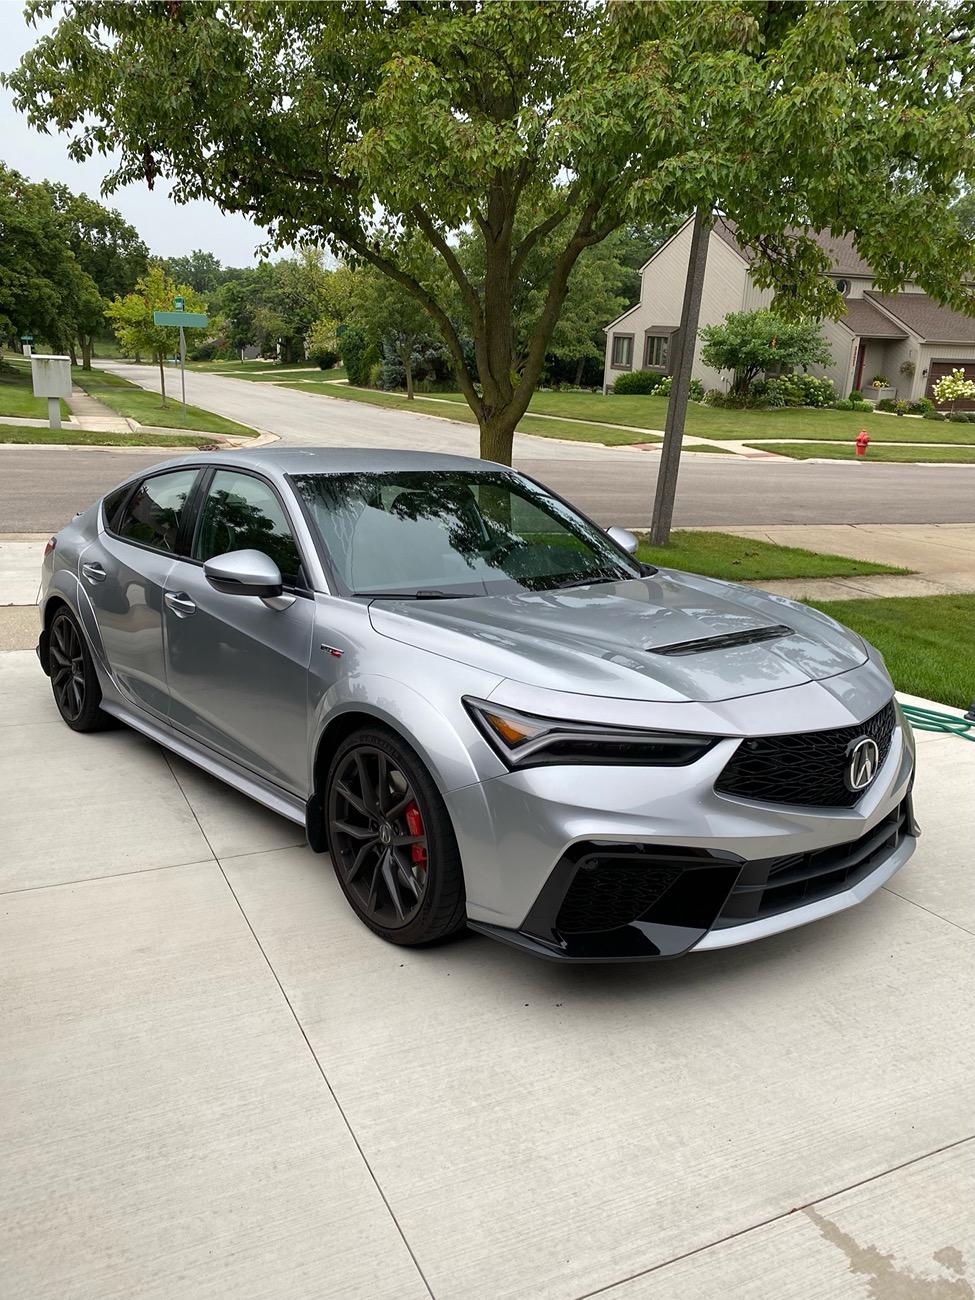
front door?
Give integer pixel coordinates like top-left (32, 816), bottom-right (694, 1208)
top-left (164, 467), bottom-right (315, 795)
top-left (82, 467), bottom-right (200, 718)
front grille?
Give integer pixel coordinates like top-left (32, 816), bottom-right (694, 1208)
top-left (715, 798), bottom-right (909, 928)
top-left (555, 859), bottom-right (681, 934)
top-left (715, 700), bottom-right (897, 808)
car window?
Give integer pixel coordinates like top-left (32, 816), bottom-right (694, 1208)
top-left (102, 481), bottom-right (134, 530)
top-left (193, 469), bottom-right (303, 585)
top-left (292, 469), bottom-right (640, 596)
top-left (114, 469), bottom-right (199, 554)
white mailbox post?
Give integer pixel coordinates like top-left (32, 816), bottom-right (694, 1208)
top-left (30, 355), bottom-right (72, 430)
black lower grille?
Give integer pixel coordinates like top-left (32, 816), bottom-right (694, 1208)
top-left (715, 701), bottom-right (897, 808)
top-left (715, 798), bottom-right (909, 928)
top-left (556, 860), bottom-right (680, 934)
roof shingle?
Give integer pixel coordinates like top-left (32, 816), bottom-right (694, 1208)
top-left (863, 292), bottom-right (975, 345)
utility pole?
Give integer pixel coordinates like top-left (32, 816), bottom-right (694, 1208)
top-left (649, 207), bottom-right (711, 545)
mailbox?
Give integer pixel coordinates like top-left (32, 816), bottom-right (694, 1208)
top-left (30, 354), bottom-right (72, 429)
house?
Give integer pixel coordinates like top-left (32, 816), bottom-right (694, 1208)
top-left (603, 216), bottom-right (975, 407)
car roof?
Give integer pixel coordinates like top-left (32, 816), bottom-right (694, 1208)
top-left (158, 446), bottom-right (509, 479)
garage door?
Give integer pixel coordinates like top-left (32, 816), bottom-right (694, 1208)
top-left (926, 359), bottom-right (975, 409)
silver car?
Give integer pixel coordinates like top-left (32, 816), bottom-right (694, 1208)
top-left (38, 448), bottom-right (917, 961)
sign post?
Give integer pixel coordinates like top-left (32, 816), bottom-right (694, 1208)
top-left (21, 334), bottom-right (33, 358)
top-left (153, 307), bottom-right (208, 419)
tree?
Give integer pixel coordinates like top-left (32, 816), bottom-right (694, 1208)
top-left (305, 317), bottom-right (340, 370)
top-left (162, 249), bottom-right (225, 294)
top-left (44, 183), bottom-right (148, 366)
top-left (348, 250), bottom-right (443, 398)
top-left (932, 367), bottom-right (975, 413)
top-left (105, 265), bottom-right (207, 403)
top-left (699, 311), bottom-right (832, 395)
top-left (8, 2), bottom-right (975, 467)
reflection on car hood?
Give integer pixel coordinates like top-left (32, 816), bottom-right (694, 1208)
top-left (368, 569), bottom-right (868, 704)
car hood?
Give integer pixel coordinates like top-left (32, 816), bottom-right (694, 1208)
top-left (367, 569), bottom-right (868, 704)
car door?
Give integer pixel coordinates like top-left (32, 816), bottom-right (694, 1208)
top-left (163, 466), bottom-right (316, 795)
top-left (81, 467), bottom-right (202, 718)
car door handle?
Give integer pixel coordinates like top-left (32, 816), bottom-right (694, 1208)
top-left (81, 562), bottom-right (106, 584)
top-left (164, 591), bottom-right (197, 618)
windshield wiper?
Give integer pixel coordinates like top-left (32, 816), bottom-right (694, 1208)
top-left (549, 568), bottom-right (630, 591)
top-left (362, 589), bottom-right (475, 600)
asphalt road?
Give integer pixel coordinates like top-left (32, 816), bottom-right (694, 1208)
top-left (4, 443), bottom-right (975, 533)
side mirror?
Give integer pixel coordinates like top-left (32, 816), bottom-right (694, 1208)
top-left (606, 526), bottom-right (638, 555)
top-left (204, 549), bottom-right (284, 598)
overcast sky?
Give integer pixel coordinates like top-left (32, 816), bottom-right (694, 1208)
top-left (1, 4), bottom-right (268, 267)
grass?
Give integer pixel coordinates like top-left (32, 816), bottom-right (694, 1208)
top-left (808, 595), bottom-right (975, 710)
top-left (0, 362), bottom-right (68, 419)
top-left (751, 442), bottom-right (975, 463)
top-left (71, 368), bottom-right (258, 437)
top-left (184, 359), bottom-right (333, 380)
top-left (634, 530), bottom-right (908, 583)
top-left (0, 424), bottom-right (214, 448)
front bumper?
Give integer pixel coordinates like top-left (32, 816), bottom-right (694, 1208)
top-left (450, 709), bottom-right (917, 962)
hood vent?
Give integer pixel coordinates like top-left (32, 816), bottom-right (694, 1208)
top-left (647, 624), bottom-right (794, 657)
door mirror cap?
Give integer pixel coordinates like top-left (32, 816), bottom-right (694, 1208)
top-left (203, 549), bottom-right (284, 598)
top-left (606, 526), bottom-right (639, 555)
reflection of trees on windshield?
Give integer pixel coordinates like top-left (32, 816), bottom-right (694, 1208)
top-left (294, 470), bottom-right (636, 593)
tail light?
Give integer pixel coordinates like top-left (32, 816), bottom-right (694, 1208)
top-left (44, 537), bottom-right (56, 558)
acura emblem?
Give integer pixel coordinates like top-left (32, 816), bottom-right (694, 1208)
top-left (845, 736), bottom-right (880, 792)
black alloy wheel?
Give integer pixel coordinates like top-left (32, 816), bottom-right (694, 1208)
top-left (325, 727), bottom-right (466, 946)
top-left (48, 608), bottom-right (111, 732)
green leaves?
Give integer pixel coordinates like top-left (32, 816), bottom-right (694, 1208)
top-left (699, 311), bottom-right (833, 394)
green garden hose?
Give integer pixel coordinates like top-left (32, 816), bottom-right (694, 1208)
top-left (900, 703), bottom-right (975, 742)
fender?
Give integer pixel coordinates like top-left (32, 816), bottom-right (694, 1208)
top-left (42, 564), bottom-right (122, 698)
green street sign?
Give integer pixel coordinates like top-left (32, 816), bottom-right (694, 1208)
top-left (21, 334), bottom-right (33, 341)
top-left (153, 310), bottom-right (209, 328)
top-left (174, 295), bottom-right (185, 311)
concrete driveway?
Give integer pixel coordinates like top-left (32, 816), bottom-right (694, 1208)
top-left (3, 644), bottom-right (975, 1300)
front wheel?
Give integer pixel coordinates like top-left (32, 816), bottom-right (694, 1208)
top-left (325, 726), bottom-right (467, 947)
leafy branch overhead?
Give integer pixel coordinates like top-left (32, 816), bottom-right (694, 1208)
top-left (7, 0), bottom-right (975, 462)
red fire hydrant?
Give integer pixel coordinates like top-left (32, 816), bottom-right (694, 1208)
top-left (855, 429), bottom-right (870, 458)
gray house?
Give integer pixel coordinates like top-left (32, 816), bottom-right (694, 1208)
top-left (603, 216), bottom-right (975, 406)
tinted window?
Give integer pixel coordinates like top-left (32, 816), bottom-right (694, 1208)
top-left (102, 482), bottom-right (133, 530)
top-left (193, 469), bottom-right (302, 584)
top-left (115, 469), bottom-right (199, 553)
top-left (292, 470), bottom-right (640, 597)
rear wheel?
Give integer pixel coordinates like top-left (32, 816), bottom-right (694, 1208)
top-left (325, 727), bottom-right (467, 946)
top-left (48, 607), bottom-right (112, 733)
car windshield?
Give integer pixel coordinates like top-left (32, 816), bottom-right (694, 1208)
top-left (291, 469), bottom-right (642, 597)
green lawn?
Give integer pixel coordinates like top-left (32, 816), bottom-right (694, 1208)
top-left (751, 441), bottom-right (975, 463)
top-left (0, 424), bottom-right (214, 448)
top-left (185, 359), bottom-right (334, 380)
top-left (0, 362), bottom-right (68, 419)
top-left (635, 531), bottom-right (907, 583)
top-left (71, 369), bottom-right (258, 437)
top-left (809, 595), bottom-right (975, 710)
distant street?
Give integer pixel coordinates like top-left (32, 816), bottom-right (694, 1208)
top-left (4, 441), bottom-right (975, 533)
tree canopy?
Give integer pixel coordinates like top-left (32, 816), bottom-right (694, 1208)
top-left (8, 0), bottom-right (975, 462)
top-left (105, 264), bottom-right (207, 402)
top-left (699, 311), bottom-right (832, 394)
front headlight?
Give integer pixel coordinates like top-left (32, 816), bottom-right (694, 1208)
top-left (464, 697), bottom-right (717, 769)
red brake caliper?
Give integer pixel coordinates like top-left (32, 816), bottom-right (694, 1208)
top-left (404, 801), bottom-right (427, 870)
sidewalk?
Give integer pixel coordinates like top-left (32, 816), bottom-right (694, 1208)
top-left (67, 385), bottom-right (131, 432)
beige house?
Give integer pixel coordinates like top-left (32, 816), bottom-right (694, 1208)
top-left (603, 216), bottom-right (975, 406)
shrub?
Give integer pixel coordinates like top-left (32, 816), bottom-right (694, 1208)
top-left (698, 309), bottom-right (831, 394)
top-left (932, 367), bottom-right (975, 412)
top-left (306, 316), bottom-right (340, 370)
top-left (876, 397), bottom-right (897, 412)
top-left (922, 410), bottom-right (945, 420)
top-left (654, 375), bottom-right (672, 396)
top-left (688, 377), bottom-right (705, 401)
top-left (851, 400), bottom-right (873, 412)
top-left (908, 397), bottom-right (934, 415)
top-left (849, 389), bottom-right (864, 402)
top-left (893, 400), bottom-right (910, 415)
top-left (337, 324), bottom-right (376, 386)
top-left (833, 398), bottom-right (855, 410)
top-left (870, 374), bottom-right (890, 388)
top-left (948, 411), bottom-right (969, 422)
top-left (613, 369), bottom-right (664, 395)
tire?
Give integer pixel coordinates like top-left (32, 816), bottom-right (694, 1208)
top-left (325, 725), bottom-right (467, 947)
top-left (48, 606), bottom-right (113, 733)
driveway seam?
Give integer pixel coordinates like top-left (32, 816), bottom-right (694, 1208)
top-left (571, 1131), bottom-right (975, 1300)
top-left (0, 856), bottom-right (216, 897)
top-left (882, 884), bottom-right (975, 939)
top-left (163, 756), bottom-right (437, 1300)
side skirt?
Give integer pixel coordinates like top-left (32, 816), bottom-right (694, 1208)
top-left (100, 698), bottom-right (308, 828)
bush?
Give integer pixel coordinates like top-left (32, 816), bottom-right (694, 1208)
top-left (908, 397), bottom-right (934, 415)
top-left (306, 316), bottom-right (340, 370)
top-left (337, 325), bottom-right (376, 386)
top-left (654, 375), bottom-right (672, 396)
top-left (687, 377), bottom-right (705, 402)
top-left (851, 401), bottom-right (873, 412)
top-left (833, 398), bottom-right (855, 411)
top-left (922, 410), bottom-right (945, 420)
top-left (613, 369), bottom-right (664, 395)
top-left (876, 397), bottom-right (897, 412)
top-left (870, 374), bottom-right (890, 389)
top-left (849, 389), bottom-right (864, 402)
top-left (948, 411), bottom-right (969, 423)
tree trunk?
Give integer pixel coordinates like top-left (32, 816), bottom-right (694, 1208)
top-left (478, 412), bottom-right (520, 467)
top-left (69, 341), bottom-right (78, 366)
top-left (402, 343), bottom-right (414, 400)
top-left (81, 335), bottom-right (92, 370)
top-left (158, 351), bottom-right (167, 405)
top-left (574, 357), bottom-right (585, 386)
